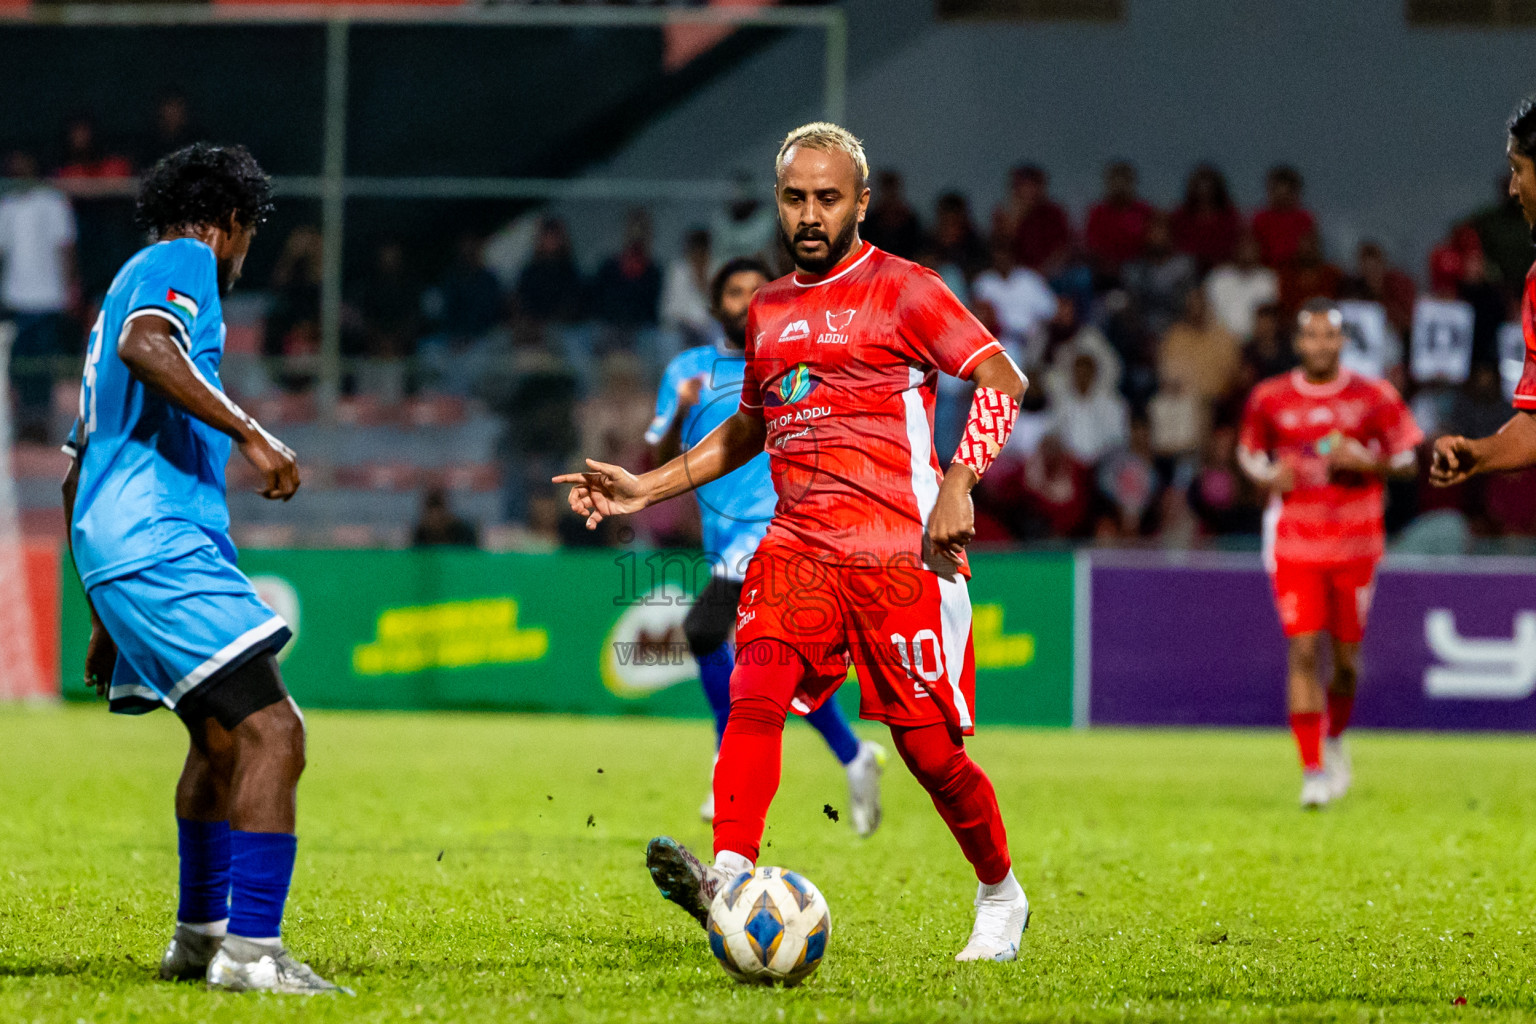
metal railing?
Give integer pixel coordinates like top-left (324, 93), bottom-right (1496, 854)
top-left (2, 3), bottom-right (850, 418)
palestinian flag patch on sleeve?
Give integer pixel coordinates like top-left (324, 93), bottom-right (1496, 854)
top-left (166, 288), bottom-right (199, 321)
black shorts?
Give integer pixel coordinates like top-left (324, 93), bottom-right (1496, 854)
top-left (176, 652), bottom-right (290, 735)
top-left (683, 576), bottom-right (743, 658)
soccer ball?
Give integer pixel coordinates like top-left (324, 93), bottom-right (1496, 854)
top-left (706, 866), bottom-right (831, 986)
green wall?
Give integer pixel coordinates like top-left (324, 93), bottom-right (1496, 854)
top-left (62, 549), bottom-right (1074, 726)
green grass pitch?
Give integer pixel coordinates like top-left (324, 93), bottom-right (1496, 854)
top-left (3, 706), bottom-right (1536, 1023)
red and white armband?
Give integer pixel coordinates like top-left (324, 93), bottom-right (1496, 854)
top-left (953, 386), bottom-right (1019, 480)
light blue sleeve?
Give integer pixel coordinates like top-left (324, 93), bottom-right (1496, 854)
top-left (122, 240), bottom-right (217, 350)
top-left (645, 352), bottom-right (688, 445)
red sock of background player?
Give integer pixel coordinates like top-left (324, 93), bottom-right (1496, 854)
top-left (1326, 693), bottom-right (1354, 738)
top-left (890, 722), bottom-right (1012, 885)
top-left (1289, 712), bottom-right (1324, 771)
top-left (711, 642), bottom-right (801, 869)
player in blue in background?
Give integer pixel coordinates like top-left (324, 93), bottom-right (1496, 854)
top-left (61, 144), bottom-right (346, 995)
top-left (646, 257), bottom-right (886, 834)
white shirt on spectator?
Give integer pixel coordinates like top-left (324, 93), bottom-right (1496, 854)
top-left (1204, 263), bottom-right (1277, 340)
top-left (971, 266), bottom-right (1056, 361)
top-left (1338, 299), bottom-right (1400, 381)
top-left (0, 184), bottom-right (75, 313)
top-left (1051, 387), bottom-right (1130, 465)
top-left (1410, 296), bottom-right (1475, 385)
top-left (1499, 319), bottom-right (1523, 403)
top-left (659, 258), bottom-right (712, 339)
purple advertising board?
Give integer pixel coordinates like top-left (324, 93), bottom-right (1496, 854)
top-left (1088, 551), bottom-right (1536, 731)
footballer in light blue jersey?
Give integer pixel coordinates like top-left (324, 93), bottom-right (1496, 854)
top-left (61, 144), bottom-right (344, 993)
top-left (645, 257), bottom-right (882, 831)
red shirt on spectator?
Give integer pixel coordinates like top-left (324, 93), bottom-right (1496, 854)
top-left (1251, 206), bottom-right (1317, 268)
top-left (1000, 200), bottom-right (1073, 271)
top-left (1169, 205), bottom-right (1242, 270)
top-left (1085, 199), bottom-right (1156, 274)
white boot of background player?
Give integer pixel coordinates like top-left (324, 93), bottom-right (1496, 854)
top-left (846, 741), bottom-right (886, 837)
top-left (1300, 770), bottom-right (1331, 809)
top-left (1323, 736), bottom-right (1351, 800)
top-left (955, 869), bottom-right (1030, 962)
top-left (700, 753), bottom-right (719, 823)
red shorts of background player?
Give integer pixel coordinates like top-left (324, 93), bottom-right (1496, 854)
top-left (733, 538), bottom-right (978, 735)
top-left (1268, 558), bottom-right (1378, 643)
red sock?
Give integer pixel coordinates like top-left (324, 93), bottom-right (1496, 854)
top-left (711, 643), bottom-right (800, 864)
top-left (1326, 693), bottom-right (1354, 738)
top-left (1289, 712), bottom-right (1324, 771)
top-left (891, 723), bottom-right (1011, 884)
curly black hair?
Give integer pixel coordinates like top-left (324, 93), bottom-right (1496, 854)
top-left (134, 142), bottom-right (274, 237)
top-left (1510, 95), bottom-right (1536, 161)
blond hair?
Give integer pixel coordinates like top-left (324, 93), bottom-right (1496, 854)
top-left (775, 122), bottom-right (869, 188)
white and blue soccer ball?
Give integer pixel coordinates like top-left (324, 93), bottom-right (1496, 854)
top-left (706, 866), bottom-right (831, 986)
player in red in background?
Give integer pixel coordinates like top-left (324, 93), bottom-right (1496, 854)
top-left (1433, 98), bottom-right (1536, 491)
top-left (1238, 298), bottom-right (1422, 809)
top-left (557, 123), bottom-right (1031, 961)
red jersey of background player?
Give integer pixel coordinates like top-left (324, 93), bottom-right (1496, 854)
top-left (1239, 368), bottom-right (1422, 566)
top-left (1511, 264), bottom-right (1536, 411)
top-left (739, 240), bottom-right (1001, 574)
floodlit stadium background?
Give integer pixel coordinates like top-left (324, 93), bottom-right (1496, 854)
top-left (3, 0), bottom-right (1536, 735)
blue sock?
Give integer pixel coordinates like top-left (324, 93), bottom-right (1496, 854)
top-left (697, 643), bottom-right (734, 744)
top-left (228, 831), bottom-right (297, 940)
top-left (806, 699), bottom-right (862, 766)
top-left (176, 818), bottom-right (231, 925)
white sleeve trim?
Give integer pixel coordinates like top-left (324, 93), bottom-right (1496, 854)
top-left (954, 340), bottom-right (1004, 380)
top-left (123, 307), bottom-right (191, 352)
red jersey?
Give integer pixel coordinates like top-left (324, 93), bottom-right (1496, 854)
top-left (1239, 368), bottom-right (1421, 566)
top-left (1510, 264), bottom-right (1536, 411)
top-left (739, 241), bottom-right (1003, 574)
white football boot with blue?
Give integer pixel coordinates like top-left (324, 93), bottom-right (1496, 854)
top-left (206, 935), bottom-right (352, 995)
top-left (955, 870), bottom-right (1030, 962)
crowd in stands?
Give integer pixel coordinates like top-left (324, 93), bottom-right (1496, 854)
top-left (4, 97), bottom-right (1535, 551)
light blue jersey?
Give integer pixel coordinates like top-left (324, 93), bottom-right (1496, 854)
top-left (647, 334), bottom-right (775, 580)
top-left (67, 238), bottom-right (234, 587)
top-left (66, 237), bottom-right (288, 716)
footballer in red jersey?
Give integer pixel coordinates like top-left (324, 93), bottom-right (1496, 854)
top-left (1434, 97), bottom-right (1536, 487)
top-left (556, 123), bottom-right (1031, 961)
top-left (1239, 298), bottom-right (1421, 809)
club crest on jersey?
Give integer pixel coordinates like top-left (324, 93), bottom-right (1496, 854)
top-left (826, 309), bottom-right (856, 331)
top-left (779, 319), bottom-right (811, 343)
top-left (764, 363), bottom-right (821, 407)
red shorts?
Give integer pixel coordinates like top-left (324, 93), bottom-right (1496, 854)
top-left (1268, 558), bottom-right (1378, 643)
top-left (733, 540), bottom-right (977, 734)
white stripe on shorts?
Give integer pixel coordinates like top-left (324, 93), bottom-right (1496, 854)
top-left (165, 615), bottom-right (288, 707)
top-left (936, 574), bottom-right (973, 730)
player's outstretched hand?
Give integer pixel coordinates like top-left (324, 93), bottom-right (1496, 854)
top-left (84, 620), bottom-right (116, 697)
top-left (553, 459), bottom-right (649, 530)
top-left (927, 472), bottom-right (975, 563)
top-left (1430, 434), bottom-right (1478, 487)
top-left (240, 430), bottom-right (301, 501)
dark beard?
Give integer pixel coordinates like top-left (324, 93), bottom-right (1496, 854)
top-left (721, 316), bottom-right (748, 349)
top-left (779, 216), bottom-right (859, 276)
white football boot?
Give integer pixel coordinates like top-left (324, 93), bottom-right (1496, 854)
top-left (955, 871), bottom-right (1030, 962)
top-left (1323, 736), bottom-right (1351, 801)
top-left (206, 935), bottom-right (352, 995)
top-left (846, 741), bottom-right (886, 838)
top-left (158, 924), bottom-right (224, 981)
top-left (1300, 771), bottom-right (1331, 810)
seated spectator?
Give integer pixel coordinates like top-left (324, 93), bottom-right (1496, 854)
top-left (928, 190), bottom-right (988, 285)
top-left (1051, 352), bottom-right (1130, 465)
top-left (1020, 434), bottom-right (1091, 537)
top-left (1205, 231), bottom-right (1277, 340)
top-left (1241, 302), bottom-right (1295, 386)
top-left (1084, 160), bottom-right (1156, 279)
top-left (1122, 213), bottom-right (1197, 339)
top-left (591, 209), bottom-right (663, 330)
top-left (264, 224), bottom-right (324, 390)
top-left (1169, 163), bottom-right (1241, 272)
top-left (412, 487), bottom-right (480, 548)
top-left (1345, 241), bottom-right (1416, 337)
top-left (480, 326), bottom-right (579, 526)
top-left (1448, 363), bottom-right (1512, 441)
top-left (1251, 165), bottom-right (1316, 268)
top-left (1159, 288), bottom-right (1240, 403)
top-left (970, 243), bottom-right (1057, 368)
top-left (1187, 425), bottom-right (1263, 537)
top-left (1041, 295), bottom-right (1122, 398)
top-left (516, 217), bottom-right (583, 323)
top-left (1276, 228), bottom-right (1343, 316)
top-left (712, 172), bottom-right (779, 266)
top-left (1449, 225), bottom-right (1506, 367)
top-left (863, 170), bottom-right (924, 259)
top-left (992, 164), bottom-right (1073, 273)
top-left (136, 89), bottom-right (203, 168)
top-left (53, 114), bottom-right (132, 181)
top-left (1096, 417), bottom-right (1160, 536)
top-left (421, 232), bottom-right (506, 395)
top-left (1147, 375), bottom-right (1209, 467)
top-left (351, 239), bottom-right (422, 360)
top-left (1468, 173), bottom-right (1533, 292)
top-left (660, 227), bottom-right (713, 348)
